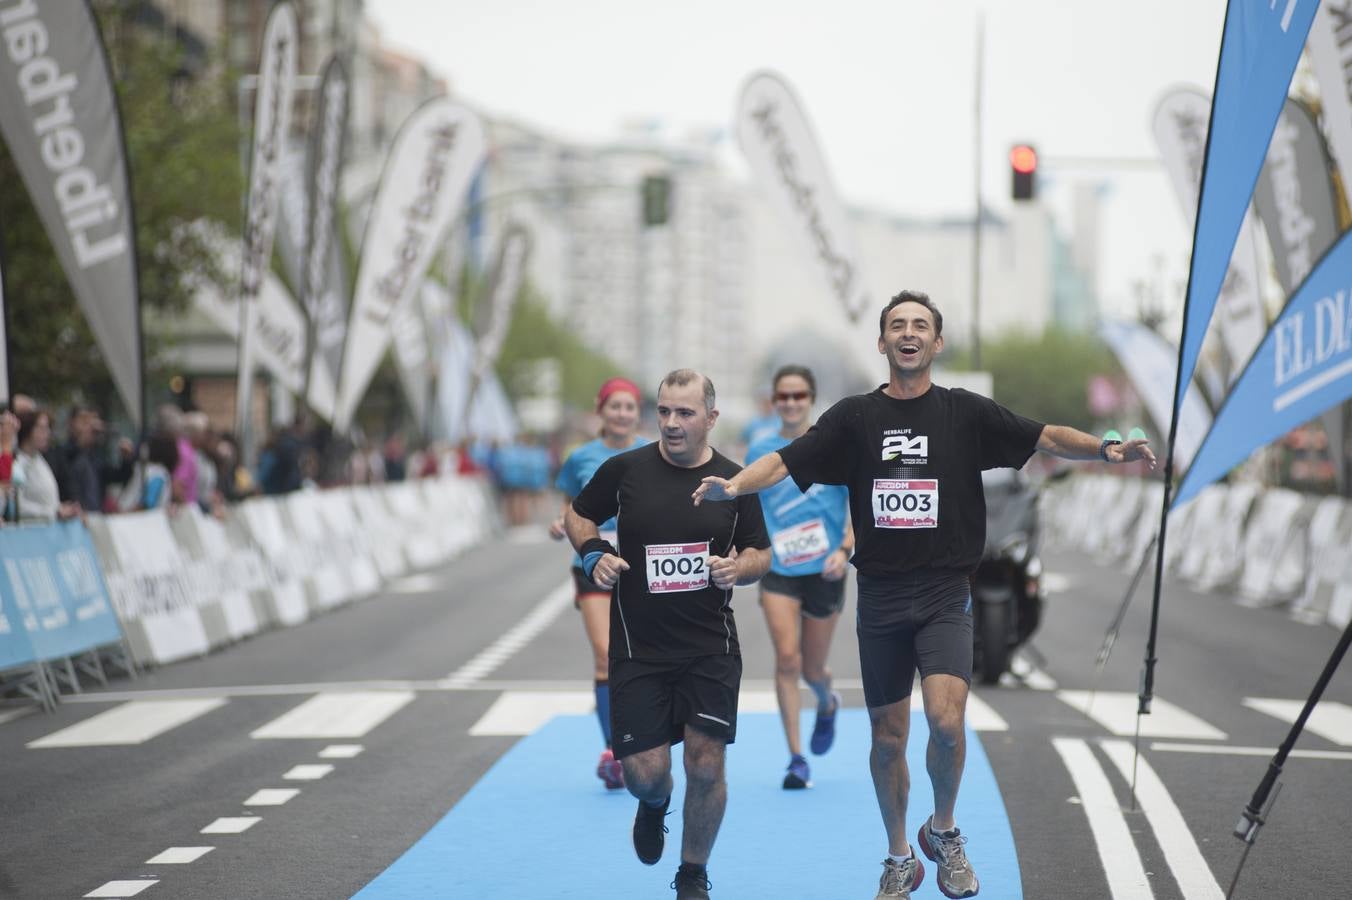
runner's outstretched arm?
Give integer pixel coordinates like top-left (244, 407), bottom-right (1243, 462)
top-left (1036, 425), bottom-right (1157, 469)
top-left (692, 451), bottom-right (789, 505)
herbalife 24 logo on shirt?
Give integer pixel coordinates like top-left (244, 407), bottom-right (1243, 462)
top-left (881, 430), bottom-right (928, 463)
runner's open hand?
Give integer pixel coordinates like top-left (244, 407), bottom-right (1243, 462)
top-left (1110, 438), bottom-right (1156, 469)
top-left (693, 476), bottom-right (737, 506)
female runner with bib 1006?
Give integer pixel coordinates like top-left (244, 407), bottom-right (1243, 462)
top-left (746, 365), bottom-right (854, 790)
top-left (549, 377), bottom-right (648, 789)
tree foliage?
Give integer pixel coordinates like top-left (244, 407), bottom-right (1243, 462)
top-left (946, 329), bottom-right (1120, 430)
top-left (0, 5), bottom-right (242, 413)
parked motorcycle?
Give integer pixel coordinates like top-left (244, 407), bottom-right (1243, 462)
top-left (971, 468), bottom-right (1045, 684)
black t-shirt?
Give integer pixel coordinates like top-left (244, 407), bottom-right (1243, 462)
top-left (778, 385), bottom-right (1044, 577)
top-left (572, 442), bottom-right (770, 661)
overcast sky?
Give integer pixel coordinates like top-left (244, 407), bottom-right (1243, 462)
top-left (365, 0), bottom-right (1231, 320)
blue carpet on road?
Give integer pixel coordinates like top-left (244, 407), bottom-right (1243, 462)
top-left (353, 709), bottom-right (1021, 898)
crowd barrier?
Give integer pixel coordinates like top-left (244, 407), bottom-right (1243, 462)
top-left (1040, 473), bottom-right (1352, 631)
top-left (0, 474), bottom-right (499, 709)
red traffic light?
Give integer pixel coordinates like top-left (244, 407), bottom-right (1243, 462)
top-left (1010, 144), bottom-right (1038, 174)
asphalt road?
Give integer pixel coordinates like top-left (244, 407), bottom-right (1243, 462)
top-left (2, 525), bottom-right (1349, 899)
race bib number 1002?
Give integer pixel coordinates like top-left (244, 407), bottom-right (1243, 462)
top-left (645, 541), bottom-right (710, 593)
top-left (872, 479), bottom-right (938, 529)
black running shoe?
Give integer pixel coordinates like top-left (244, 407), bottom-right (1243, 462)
top-left (672, 866), bottom-right (712, 899)
top-left (633, 795), bottom-right (671, 865)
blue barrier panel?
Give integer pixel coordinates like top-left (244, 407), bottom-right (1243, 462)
top-left (0, 521), bottom-right (123, 663)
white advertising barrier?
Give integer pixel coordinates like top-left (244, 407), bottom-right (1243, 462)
top-left (233, 497), bottom-right (310, 627)
top-left (1192, 481), bottom-right (1261, 592)
top-left (383, 481), bottom-right (442, 569)
top-left (312, 489), bottom-right (381, 598)
top-left (1088, 476), bottom-right (1148, 563)
top-left (422, 477), bottom-right (483, 557)
top-left (169, 505), bottom-right (267, 642)
top-left (1292, 496), bottom-right (1352, 627)
top-left (86, 510), bottom-right (209, 666)
top-left (1125, 482), bottom-right (1166, 571)
top-left (348, 485), bottom-right (410, 580)
top-left (1169, 484), bottom-right (1224, 576)
top-left (1235, 489), bottom-right (1314, 605)
top-left (282, 490), bottom-right (352, 611)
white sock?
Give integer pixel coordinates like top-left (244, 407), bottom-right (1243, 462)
top-left (888, 851), bottom-right (913, 865)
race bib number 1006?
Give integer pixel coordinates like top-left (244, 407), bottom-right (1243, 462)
top-left (872, 479), bottom-right (938, 529)
top-left (645, 541), bottom-right (710, 593)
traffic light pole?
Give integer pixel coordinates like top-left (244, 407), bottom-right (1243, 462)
top-left (971, 15), bottom-right (984, 370)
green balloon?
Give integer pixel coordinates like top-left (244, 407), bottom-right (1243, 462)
top-left (1128, 427), bottom-right (1147, 442)
top-left (1103, 429), bottom-right (1122, 442)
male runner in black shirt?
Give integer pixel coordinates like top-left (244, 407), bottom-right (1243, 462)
top-left (693, 292), bottom-right (1155, 899)
top-left (566, 368), bottom-right (771, 900)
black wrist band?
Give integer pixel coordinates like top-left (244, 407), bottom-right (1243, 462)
top-left (580, 537), bottom-right (618, 559)
top-left (1099, 438), bottom-right (1122, 462)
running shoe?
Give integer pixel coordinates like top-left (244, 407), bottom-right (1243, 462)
top-left (632, 795), bottom-right (671, 865)
top-left (671, 866), bottom-right (712, 899)
top-left (597, 748), bottom-right (625, 790)
top-left (782, 754), bottom-right (811, 789)
top-left (809, 691), bottom-right (842, 755)
top-left (917, 817), bottom-right (980, 898)
top-left (875, 855), bottom-right (925, 898)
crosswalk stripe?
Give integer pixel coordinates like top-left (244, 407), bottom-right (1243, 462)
top-left (1100, 740), bottom-right (1224, 899)
top-left (1056, 691), bottom-right (1227, 740)
top-left (84, 880), bottom-right (158, 897)
top-left (319, 744), bottom-right (364, 758)
top-left (1149, 741), bottom-right (1352, 761)
top-left (283, 764), bottom-right (334, 780)
top-left (201, 816), bottom-right (259, 834)
top-left (1052, 737), bottom-right (1154, 899)
top-left (244, 788), bottom-right (299, 806)
top-left (1242, 698), bottom-right (1352, 746)
top-left (27, 699), bottom-right (227, 748)
top-left (469, 691), bottom-right (595, 736)
top-left (145, 847), bottom-right (214, 864)
top-left (250, 691), bottom-right (414, 739)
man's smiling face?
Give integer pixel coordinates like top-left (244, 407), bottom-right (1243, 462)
top-left (878, 300), bottom-right (944, 375)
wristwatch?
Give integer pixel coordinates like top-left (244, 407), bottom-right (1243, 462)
top-left (1099, 437), bottom-right (1122, 462)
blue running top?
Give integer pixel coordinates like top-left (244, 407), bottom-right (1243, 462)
top-left (746, 432), bottom-right (849, 577)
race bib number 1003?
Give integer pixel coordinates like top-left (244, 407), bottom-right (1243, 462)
top-left (872, 479), bottom-right (938, 529)
top-left (645, 541), bottom-right (710, 593)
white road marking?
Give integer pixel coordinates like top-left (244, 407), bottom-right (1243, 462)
top-left (470, 690), bottom-right (595, 736)
top-left (201, 816), bottom-right (260, 834)
top-left (244, 788), bottom-right (299, 806)
top-left (387, 574), bottom-right (442, 594)
top-left (1242, 698), bottom-right (1352, 746)
top-left (146, 847), bottom-right (214, 864)
top-left (250, 691), bottom-right (414, 739)
top-left (284, 764), bottom-right (334, 780)
top-left (443, 582), bottom-right (574, 687)
top-left (1009, 653), bottom-right (1058, 690)
top-left (0, 706), bottom-right (35, 725)
top-left (1057, 691), bottom-right (1226, 740)
top-left (1100, 740), bottom-right (1224, 899)
top-left (915, 689), bottom-right (1008, 731)
top-left (1150, 741), bottom-right (1352, 761)
top-left (28, 699), bottom-right (227, 748)
top-left (319, 744), bottom-right (364, 758)
top-left (1052, 737), bottom-right (1154, 899)
top-left (85, 881), bottom-right (158, 898)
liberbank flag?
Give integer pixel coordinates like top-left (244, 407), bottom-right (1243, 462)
top-left (737, 70), bottom-right (869, 323)
top-left (1176, 231), bottom-right (1352, 507)
top-left (334, 98), bottom-right (485, 432)
top-left (0, 0), bottom-right (141, 427)
top-left (1173, 1), bottom-right (1315, 421)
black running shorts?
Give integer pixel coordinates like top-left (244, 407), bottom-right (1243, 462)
top-left (760, 571), bottom-right (846, 620)
top-left (608, 654), bottom-right (742, 759)
top-left (855, 570), bottom-right (973, 708)
top-left (570, 565), bottom-right (608, 603)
